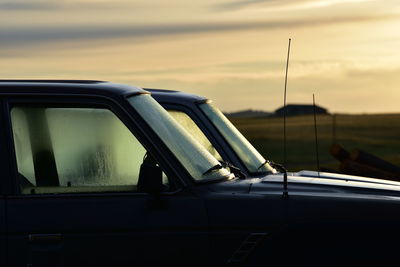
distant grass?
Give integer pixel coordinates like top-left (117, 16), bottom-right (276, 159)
top-left (229, 114), bottom-right (400, 172)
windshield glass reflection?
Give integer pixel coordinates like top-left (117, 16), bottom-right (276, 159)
top-left (199, 103), bottom-right (276, 174)
top-left (128, 94), bottom-right (231, 181)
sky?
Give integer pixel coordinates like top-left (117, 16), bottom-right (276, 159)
top-left (1, 0), bottom-right (400, 113)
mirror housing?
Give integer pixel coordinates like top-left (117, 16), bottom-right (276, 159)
top-left (138, 155), bottom-right (163, 194)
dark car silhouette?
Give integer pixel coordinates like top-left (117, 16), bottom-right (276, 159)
top-left (1, 80), bottom-right (400, 267)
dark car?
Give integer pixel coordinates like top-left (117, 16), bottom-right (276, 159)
top-left (0, 80), bottom-right (233, 267)
top-left (1, 80), bottom-right (400, 267)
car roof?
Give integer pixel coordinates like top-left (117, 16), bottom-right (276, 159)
top-left (145, 88), bottom-right (208, 105)
top-left (0, 80), bottom-right (147, 96)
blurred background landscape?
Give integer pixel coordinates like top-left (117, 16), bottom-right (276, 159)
top-left (228, 112), bottom-right (400, 173)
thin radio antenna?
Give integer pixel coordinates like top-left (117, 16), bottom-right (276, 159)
top-left (283, 38), bottom-right (291, 168)
top-left (332, 113), bottom-right (337, 144)
top-left (282, 38), bottom-right (291, 199)
top-left (313, 94), bottom-right (321, 178)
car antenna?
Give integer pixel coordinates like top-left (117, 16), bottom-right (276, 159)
top-left (282, 38), bottom-right (291, 199)
top-left (313, 94), bottom-right (321, 178)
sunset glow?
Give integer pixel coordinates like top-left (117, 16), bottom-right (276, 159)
top-left (1, 0), bottom-right (400, 113)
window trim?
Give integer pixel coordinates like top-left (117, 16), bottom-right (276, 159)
top-left (0, 98), bottom-right (13, 195)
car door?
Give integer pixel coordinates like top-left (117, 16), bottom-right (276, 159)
top-left (0, 195), bottom-right (5, 267)
top-left (0, 98), bottom-right (11, 267)
top-left (4, 96), bottom-right (210, 267)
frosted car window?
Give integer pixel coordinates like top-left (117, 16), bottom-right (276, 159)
top-left (12, 108), bottom-right (36, 185)
top-left (168, 110), bottom-right (222, 161)
top-left (128, 94), bottom-right (231, 181)
top-left (199, 103), bottom-right (276, 174)
top-left (11, 106), bottom-right (147, 194)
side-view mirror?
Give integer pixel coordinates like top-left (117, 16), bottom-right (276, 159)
top-left (137, 153), bottom-right (163, 194)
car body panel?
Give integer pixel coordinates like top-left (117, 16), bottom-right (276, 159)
top-left (203, 176), bottom-right (400, 265)
top-left (261, 172), bottom-right (400, 194)
top-left (0, 80), bottom-right (146, 97)
top-left (0, 197), bottom-right (5, 267)
top-left (149, 88), bottom-right (400, 265)
top-left (7, 193), bottom-right (209, 267)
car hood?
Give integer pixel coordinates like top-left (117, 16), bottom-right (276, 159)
top-left (252, 170), bottom-right (400, 197)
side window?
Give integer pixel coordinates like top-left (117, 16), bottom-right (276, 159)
top-left (11, 106), bottom-right (152, 194)
top-left (168, 110), bottom-right (222, 161)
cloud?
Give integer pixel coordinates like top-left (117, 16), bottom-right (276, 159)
top-left (105, 59), bottom-right (396, 86)
top-left (0, 0), bottom-right (57, 10)
top-left (215, 0), bottom-right (372, 11)
top-left (0, 0), bottom-right (149, 11)
top-left (216, 0), bottom-right (300, 10)
top-left (1, 14), bottom-right (396, 48)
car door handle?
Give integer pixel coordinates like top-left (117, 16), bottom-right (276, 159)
top-left (29, 233), bottom-right (63, 243)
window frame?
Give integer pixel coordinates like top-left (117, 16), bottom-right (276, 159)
top-left (4, 94), bottom-right (186, 196)
top-left (0, 98), bottom-right (12, 195)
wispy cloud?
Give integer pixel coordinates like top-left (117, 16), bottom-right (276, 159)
top-left (0, 0), bottom-right (151, 11)
top-left (1, 14), bottom-right (396, 48)
top-left (216, 0), bottom-right (299, 10)
top-left (0, 0), bottom-right (57, 10)
top-left (216, 0), bottom-right (372, 11)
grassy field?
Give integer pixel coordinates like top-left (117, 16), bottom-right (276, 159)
top-left (229, 114), bottom-right (400, 172)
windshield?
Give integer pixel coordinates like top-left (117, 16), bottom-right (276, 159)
top-left (168, 110), bottom-right (223, 161)
top-left (127, 94), bottom-right (231, 181)
top-left (199, 103), bottom-right (276, 174)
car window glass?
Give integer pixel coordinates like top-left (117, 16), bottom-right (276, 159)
top-left (168, 110), bottom-right (222, 161)
top-left (128, 94), bottom-right (231, 181)
top-left (11, 106), bottom-right (166, 194)
top-left (199, 103), bottom-right (276, 174)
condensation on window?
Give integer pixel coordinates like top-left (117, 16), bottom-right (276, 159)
top-left (199, 103), bottom-right (276, 174)
top-left (12, 108), bottom-right (36, 185)
top-left (11, 107), bottom-right (147, 193)
top-left (128, 94), bottom-right (231, 181)
top-left (168, 110), bottom-right (222, 161)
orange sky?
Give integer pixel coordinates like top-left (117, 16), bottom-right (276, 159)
top-left (1, 0), bottom-right (400, 113)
